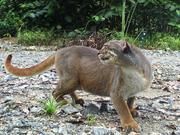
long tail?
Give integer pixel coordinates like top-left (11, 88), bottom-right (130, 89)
top-left (5, 54), bottom-right (55, 76)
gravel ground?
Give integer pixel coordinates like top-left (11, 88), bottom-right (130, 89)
top-left (0, 40), bottom-right (180, 135)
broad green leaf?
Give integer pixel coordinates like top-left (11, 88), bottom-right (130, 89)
top-left (95, 16), bottom-right (100, 21)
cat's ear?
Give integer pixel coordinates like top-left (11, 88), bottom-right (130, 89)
top-left (122, 41), bottom-right (131, 53)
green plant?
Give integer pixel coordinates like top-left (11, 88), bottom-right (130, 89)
top-left (121, 0), bottom-right (126, 37)
top-left (89, 3), bottom-right (121, 30)
top-left (153, 33), bottom-right (180, 50)
top-left (42, 97), bottom-right (58, 115)
top-left (17, 29), bottom-right (54, 46)
top-left (0, 11), bottom-right (23, 37)
top-left (67, 28), bottom-right (90, 38)
top-left (0, 0), bottom-right (179, 48)
top-left (0, 21), bottom-right (16, 37)
top-left (86, 114), bottom-right (97, 126)
top-left (109, 31), bottom-right (137, 44)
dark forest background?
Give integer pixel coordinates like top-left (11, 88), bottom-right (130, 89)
top-left (0, 0), bottom-right (179, 50)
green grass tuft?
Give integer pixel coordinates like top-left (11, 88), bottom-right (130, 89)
top-left (86, 114), bottom-right (97, 126)
top-left (42, 97), bottom-right (58, 115)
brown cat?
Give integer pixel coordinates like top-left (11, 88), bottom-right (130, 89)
top-left (5, 40), bottom-right (152, 132)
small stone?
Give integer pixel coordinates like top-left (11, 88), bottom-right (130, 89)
top-left (157, 69), bottom-right (162, 74)
top-left (162, 87), bottom-right (170, 92)
top-left (4, 96), bottom-right (14, 103)
top-left (58, 127), bottom-right (68, 135)
top-left (61, 104), bottom-right (80, 114)
top-left (39, 75), bottom-right (49, 82)
top-left (81, 132), bottom-right (90, 135)
top-left (152, 101), bottom-right (161, 108)
top-left (157, 50), bottom-right (163, 54)
top-left (22, 107), bottom-right (30, 115)
top-left (46, 131), bottom-right (55, 135)
top-left (91, 126), bottom-right (120, 135)
top-left (27, 131), bottom-right (33, 135)
top-left (67, 116), bottom-right (84, 124)
top-left (158, 99), bottom-right (168, 104)
top-left (0, 71), bottom-right (5, 77)
top-left (128, 131), bottom-right (140, 135)
top-left (177, 75), bottom-right (180, 81)
top-left (84, 102), bottom-right (100, 114)
top-left (52, 128), bottom-right (59, 133)
top-left (172, 130), bottom-right (180, 135)
top-left (149, 132), bottom-right (162, 135)
top-left (100, 102), bottom-right (108, 112)
top-left (153, 115), bottom-right (161, 120)
top-left (166, 116), bottom-right (175, 121)
top-left (19, 84), bottom-right (29, 89)
top-left (75, 112), bottom-right (83, 117)
top-left (29, 46), bottom-right (36, 50)
top-left (84, 128), bottom-right (91, 133)
top-left (14, 119), bottom-right (31, 128)
top-left (4, 75), bottom-right (16, 81)
top-left (165, 48), bottom-right (171, 51)
top-left (30, 106), bottom-right (42, 113)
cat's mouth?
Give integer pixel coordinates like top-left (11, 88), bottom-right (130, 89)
top-left (98, 50), bottom-right (117, 64)
top-left (98, 54), bottom-right (110, 61)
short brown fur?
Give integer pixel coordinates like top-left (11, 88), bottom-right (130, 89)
top-left (4, 40), bottom-right (152, 132)
top-left (5, 54), bottom-right (55, 76)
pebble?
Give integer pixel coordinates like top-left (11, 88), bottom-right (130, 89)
top-left (30, 106), bottom-right (42, 113)
top-left (100, 102), bottom-right (109, 112)
top-left (172, 130), bottom-right (180, 135)
top-left (83, 102), bottom-right (100, 114)
top-left (91, 126), bottom-right (120, 135)
top-left (153, 115), bottom-right (162, 120)
top-left (177, 75), bottom-right (180, 81)
top-left (4, 96), bottom-right (14, 103)
top-left (4, 75), bottom-right (16, 81)
top-left (128, 132), bottom-right (140, 135)
top-left (61, 104), bottom-right (80, 114)
top-left (58, 127), bottom-right (68, 135)
top-left (149, 132), bottom-right (162, 135)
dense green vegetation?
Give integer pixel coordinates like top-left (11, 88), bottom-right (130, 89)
top-left (0, 0), bottom-right (179, 50)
